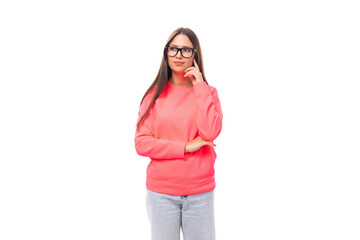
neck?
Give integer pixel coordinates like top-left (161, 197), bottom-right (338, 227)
top-left (169, 71), bottom-right (193, 87)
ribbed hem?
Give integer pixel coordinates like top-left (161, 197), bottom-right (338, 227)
top-left (146, 175), bottom-right (215, 196)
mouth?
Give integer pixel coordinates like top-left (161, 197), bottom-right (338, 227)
top-left (173, 61), bottom-right (185, 66)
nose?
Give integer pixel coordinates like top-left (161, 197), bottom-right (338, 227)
top-left (175, 49), bottom-right (183, 59)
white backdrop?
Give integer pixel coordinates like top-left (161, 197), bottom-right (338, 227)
top-left (1, 0), bottom-right (359, 239)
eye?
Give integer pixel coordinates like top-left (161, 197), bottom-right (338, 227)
top-left (169, 47), bottom-right (177, 51)
top-left (183, 48), bottom-right (192, 52)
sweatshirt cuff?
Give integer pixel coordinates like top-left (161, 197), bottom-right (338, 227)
top-left (171, 141), bottom-right (187, 159)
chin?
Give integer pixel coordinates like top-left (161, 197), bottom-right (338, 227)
top-left (170, 65), bottom-right (186, 73)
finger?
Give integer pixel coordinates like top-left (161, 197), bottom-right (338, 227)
top-left (183, 72), bottom-right (191, 78)
top-left (184, 67), bottom-right (195, 73)
top-left (202, 140), bottom-right (214, 146)
top-left (206, 142), bottom-right (215, 149)
top-left (184, 70), bottom-right (195, 78)
top-left (184, 70), bottom-right (200, 79)
top-left (193, 59), bottom-right (199, 70)
top-left (185, 69), bottom-right (194, 74)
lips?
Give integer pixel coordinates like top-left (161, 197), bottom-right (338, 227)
top-left (173, 61), bottom-right (185, 66)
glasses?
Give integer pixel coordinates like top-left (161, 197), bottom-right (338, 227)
top-left (165, 46), bottom-right (196, 58)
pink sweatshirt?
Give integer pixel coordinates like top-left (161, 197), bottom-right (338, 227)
top-left (135, 81), bottom-right (223, 195)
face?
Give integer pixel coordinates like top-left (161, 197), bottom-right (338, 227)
top-left (167, 34), bottom-right (195, 73)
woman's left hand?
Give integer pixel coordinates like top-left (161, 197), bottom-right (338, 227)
top-left (184, 59), bottom-right (204, 85)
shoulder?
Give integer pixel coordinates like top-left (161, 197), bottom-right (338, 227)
top-left (144, 84), bottom-right (158, 100)
top-left (140, 86), bottom-right (158, 109)
top-left (206, 83), bottom-right (217, 92)
top-left (206, 82), bottom-right (221, 96)
top-left (144, 88), bottom-right (156, 101)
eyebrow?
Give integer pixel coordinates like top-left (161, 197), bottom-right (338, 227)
top-left (169, 44), bottom-right (193, 48)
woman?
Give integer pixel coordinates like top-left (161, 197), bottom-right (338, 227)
top-left (135, 27), bottom-right (223, 240)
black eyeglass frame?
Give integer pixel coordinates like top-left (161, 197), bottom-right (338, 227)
top-left (165, 46), bottom-right (197, 58)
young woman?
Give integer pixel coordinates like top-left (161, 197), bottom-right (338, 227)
top-left (135, 27), bottom-right (223, 240)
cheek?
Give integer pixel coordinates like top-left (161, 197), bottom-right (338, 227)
top-left (168, 59), bottom-right (174, 69)
top-left (184, 58), bottom-right (194, 68)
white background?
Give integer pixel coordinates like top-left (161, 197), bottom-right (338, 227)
top-left (1, 0), bottom-right (359, 239)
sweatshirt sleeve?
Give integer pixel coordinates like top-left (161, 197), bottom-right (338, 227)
top-left (135, 93), bottom-right (186, 160)
top-left (193, 82), bottom-right (223, 141)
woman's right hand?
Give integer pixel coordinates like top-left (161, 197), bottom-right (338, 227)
top-left (185, 136), bottom-right (216, 153)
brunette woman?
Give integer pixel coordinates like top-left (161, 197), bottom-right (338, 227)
top-left (135, 27), bottom-right (223, 240)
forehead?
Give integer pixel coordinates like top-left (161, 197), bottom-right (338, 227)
top-left (169, 34), bottom-right (193, 48)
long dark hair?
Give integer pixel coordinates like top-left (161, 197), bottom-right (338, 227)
top-left (136, 27), bottom-right (208, 129)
